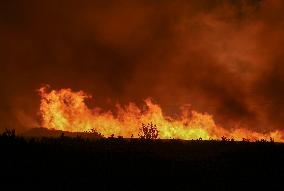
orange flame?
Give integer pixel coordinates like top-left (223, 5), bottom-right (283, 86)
top-left (38, 86), bottom-right (284, 142)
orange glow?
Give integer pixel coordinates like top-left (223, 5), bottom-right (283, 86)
top-left (38, 85), bottom-right (284, 142)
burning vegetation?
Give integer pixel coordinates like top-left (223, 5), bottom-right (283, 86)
top-left (38, 85), bottom-right (284, 142)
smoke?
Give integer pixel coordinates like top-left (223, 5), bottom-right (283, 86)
top-left (0, 0), bottom-right (284, 133)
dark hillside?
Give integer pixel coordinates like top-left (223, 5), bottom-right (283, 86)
top-left (0, 130), bottom-right (283, 190)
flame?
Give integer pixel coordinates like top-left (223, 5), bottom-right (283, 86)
top-left (38, 86), bottom-right (284, 142)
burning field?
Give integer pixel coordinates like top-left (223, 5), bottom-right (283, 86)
top-left (2, 0), bottom-right (284, 188)
top-left (38, 85), bottom-right (284, 142)
top-left (1, 0), bottom-right (284, 141)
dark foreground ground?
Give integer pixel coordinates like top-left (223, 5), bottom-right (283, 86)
top-left (0, 132), bottom-right (284, 190)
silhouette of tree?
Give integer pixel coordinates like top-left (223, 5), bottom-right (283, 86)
top-left (139, 122), bottom-right (159, 140)
top-left (221, 136), bottom-right (228, 142)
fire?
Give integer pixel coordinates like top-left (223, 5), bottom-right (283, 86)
top-left (38, 86), bottom-right (284, 142)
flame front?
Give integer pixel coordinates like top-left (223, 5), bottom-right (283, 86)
top-left (38, 86), bottom-right (284, 142)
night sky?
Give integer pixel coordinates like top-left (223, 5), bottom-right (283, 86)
top-left (1, 0), bottom-right (284, 133)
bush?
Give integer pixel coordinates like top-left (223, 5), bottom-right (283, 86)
top-left (139, 122), bottom-right (159, 140)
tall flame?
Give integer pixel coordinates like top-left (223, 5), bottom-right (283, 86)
top-left (38, 86), bottom-right (284, 142)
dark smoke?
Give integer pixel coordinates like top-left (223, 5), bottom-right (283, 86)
top-left (0, 0), bottom-right (284, 133)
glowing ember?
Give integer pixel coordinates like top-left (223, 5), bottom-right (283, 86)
top-left (38, 85), bottom-right (284, 142)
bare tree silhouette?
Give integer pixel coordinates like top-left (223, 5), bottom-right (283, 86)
top-left (139, 123), bottom-right (159, 140)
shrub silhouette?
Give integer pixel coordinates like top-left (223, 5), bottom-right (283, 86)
top-left (221, 136), bottom-right (228, 141)
top-left (139, 122), bottom-right (159, 140)
top-left (221, 136), bottom-right (234, 142)
top-left (242, 138), bottom-right (250, 142)
top-left (118, 136), bottom-right (123, 139)
top-left (90, 128), bottom-right (104, 138)
top-left (109, 134), bottom-right (115, 139)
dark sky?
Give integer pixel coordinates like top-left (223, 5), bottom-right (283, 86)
top-left (1, 0), bottom-right (284, 133)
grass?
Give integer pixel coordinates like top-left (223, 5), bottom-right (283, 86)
top-left (0, 129), bottom-right (283, 189)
